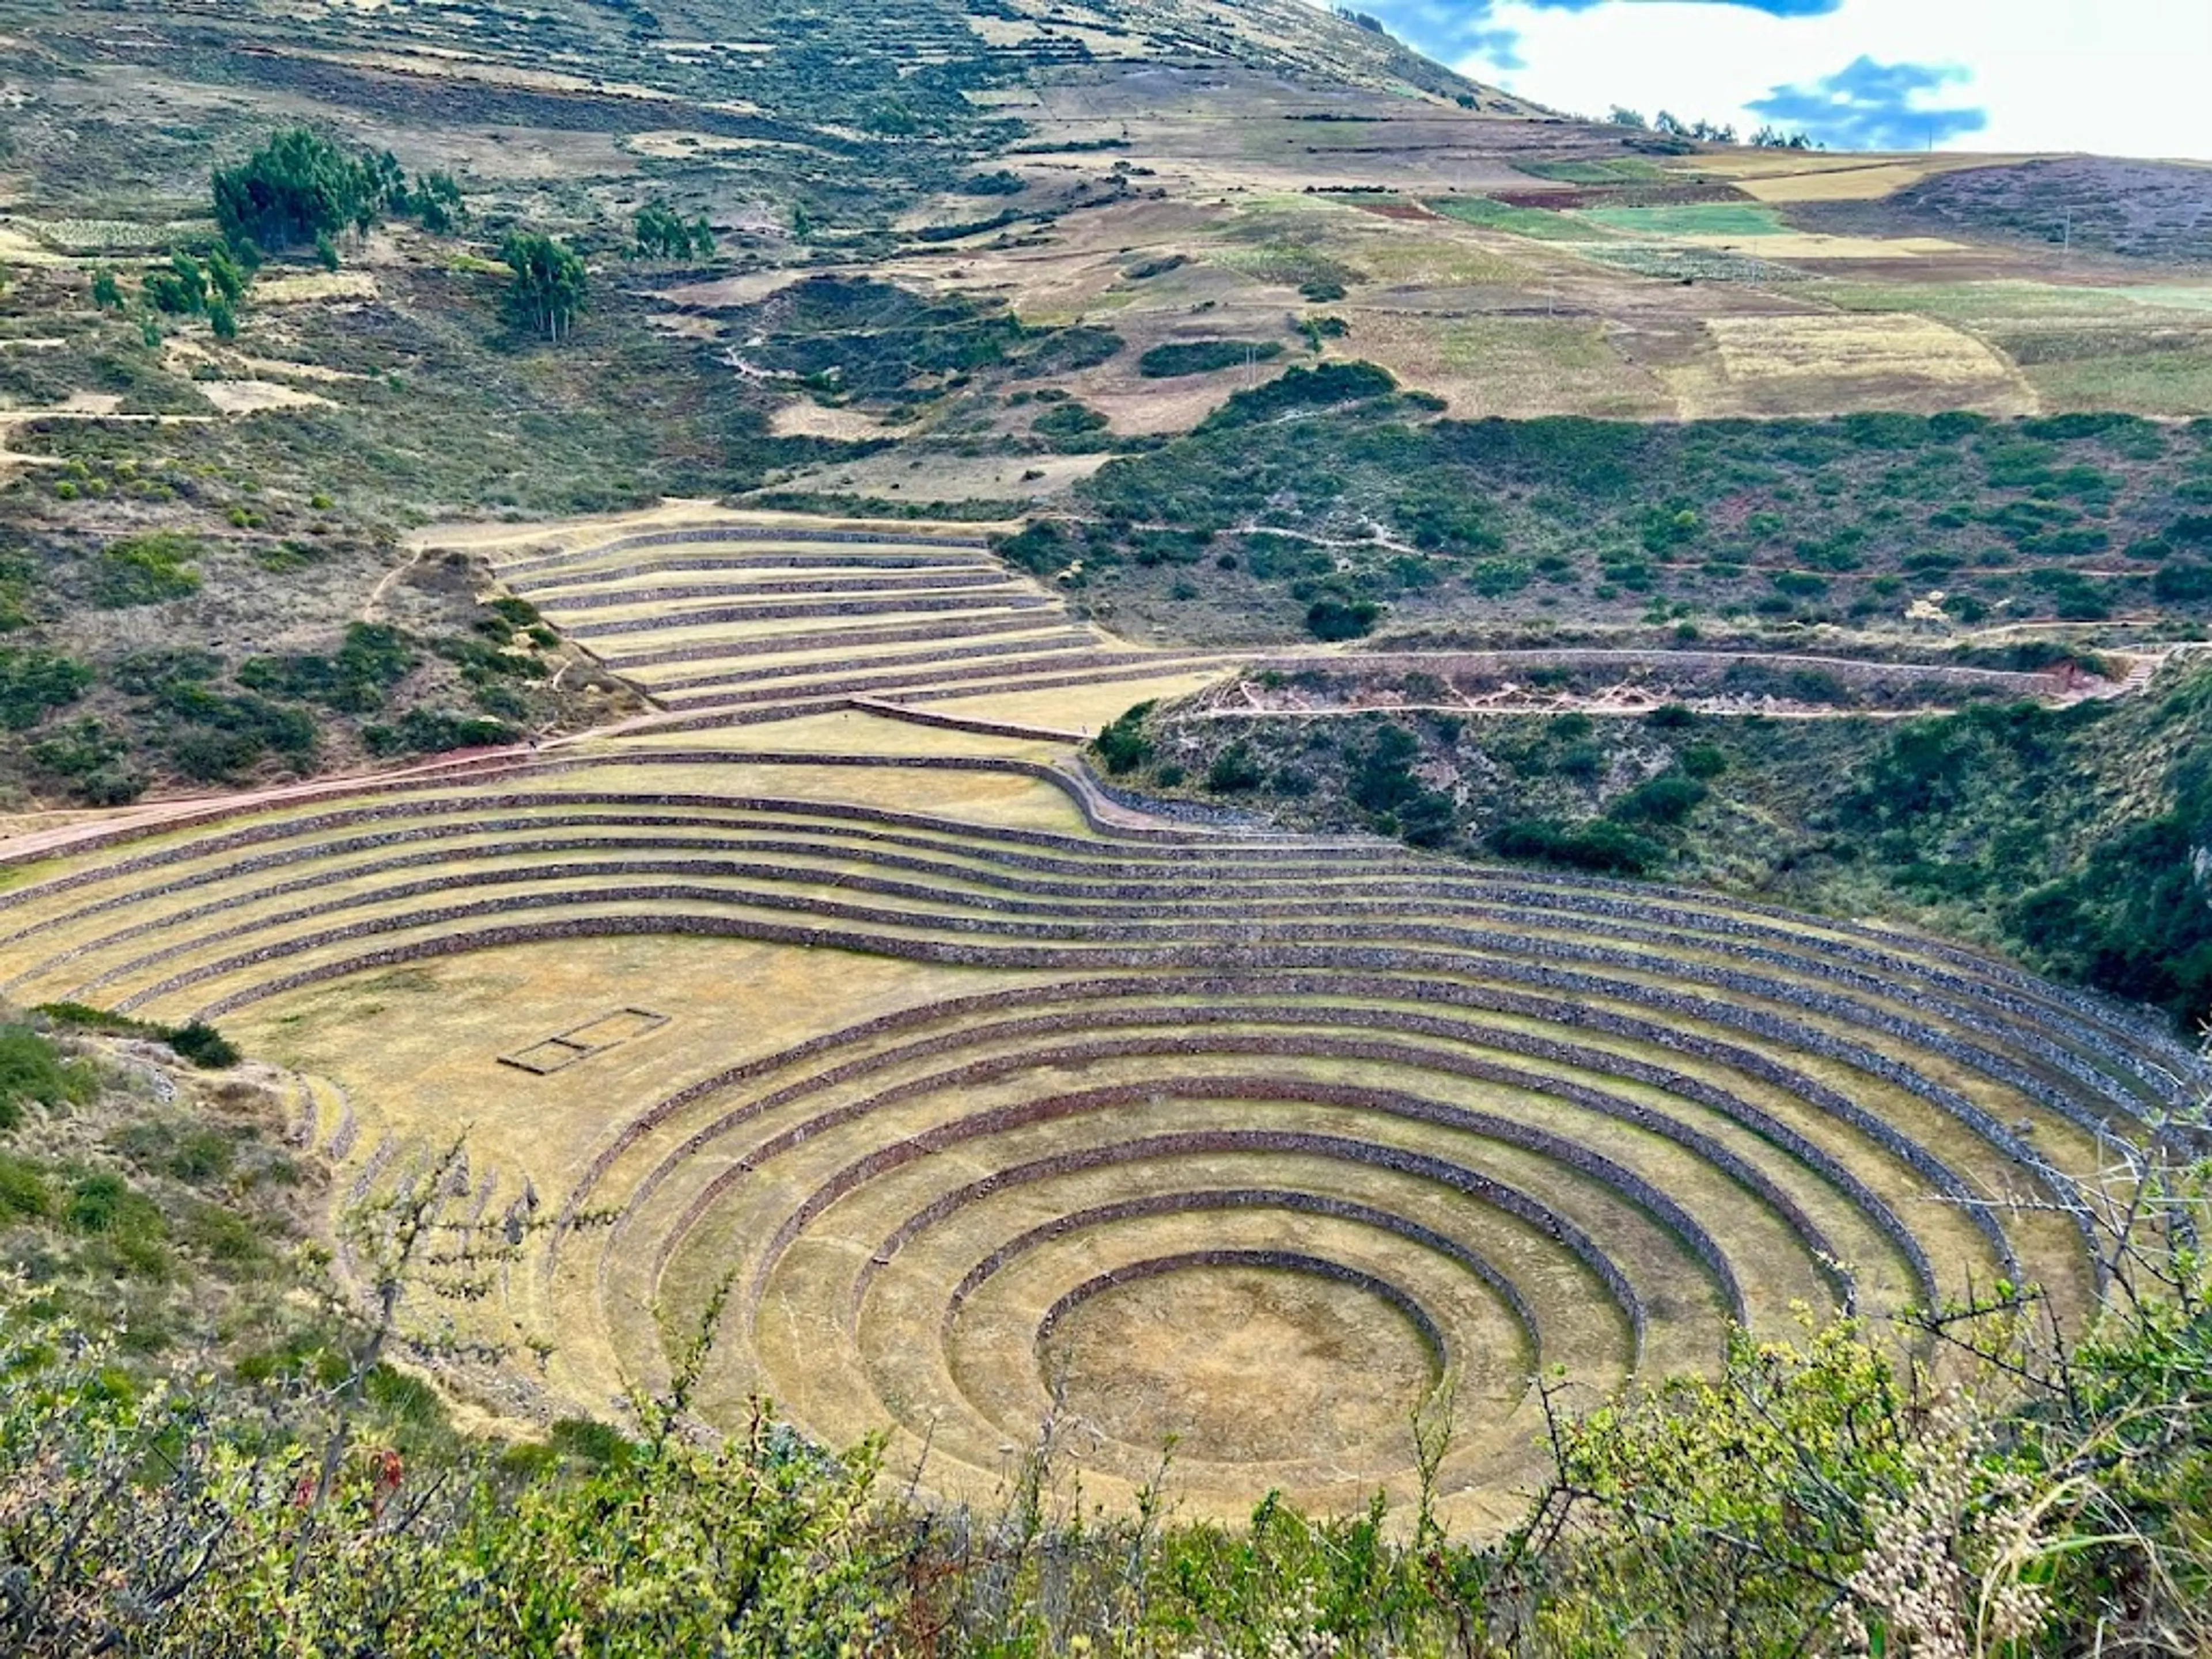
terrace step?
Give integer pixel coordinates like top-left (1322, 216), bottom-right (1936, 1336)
top-left (643, 630), bottom-right (1103, 696)
top-left (524, 571), bottom-right (1018, 609)
top-left (652, 646), bottom-right (1215, 711)
top-left (592, 608), bottom-right (1075, 670)
top-left (560, 591), bottom-right (1061, 641)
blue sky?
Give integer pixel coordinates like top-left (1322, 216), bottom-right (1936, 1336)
top-left (1342, 0), bottom-right (2212, 158)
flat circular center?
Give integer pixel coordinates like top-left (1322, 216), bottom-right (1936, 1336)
top-left (1039, 1262), bottom-right (1440, 1468)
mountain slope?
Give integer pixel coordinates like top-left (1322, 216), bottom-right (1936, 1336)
top-left (1, 0), bottom-right (2208, 814)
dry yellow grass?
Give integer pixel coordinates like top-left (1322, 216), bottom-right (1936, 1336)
top-left (1685, 152), bottom-right (2029, 203)
top-left (252, 270), bottom-right (380, 304)
top-left (1344, 314), bottom-right (1672, 420)
top-left (524, 755), bottom-right (1096, 832)
top-left (1672, 232), bottom-right (1967, 260)
top-left (0, 224), bottom-right (69, 266)
top-left (1668, 312), bottom-right (2035, 416)
top-left (599, 708), bottom-right (1076, 763)
top-left (414, 502), bottom-right (1022, 558)
top-left (0, 487), bottom-right (2157, 1528)
top-left (237, 940), bottom-right (1003, 1195)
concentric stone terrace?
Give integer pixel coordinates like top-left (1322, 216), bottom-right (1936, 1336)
top-left (0, 721), bottom-right (2195, 1522)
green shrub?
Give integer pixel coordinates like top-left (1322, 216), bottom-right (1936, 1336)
top-left (153, 1126), bottom-right (234, 1184)
top-left (27, 719), bottom-right (131, 793)
top-left (0, 1151), bottom-right (52, 1219)
top-left (142, 253), bottom-right (209, 316)
top-left (2026, 567), bottom-right (2113, 620)
top-left (1129, 529), bottom-right (1209, 567)
top-left (549, 1418), bottom-right (636, 1468)
top-left (2007, 808), bottom-right (2212, 1024)
top-left (1305, 596), bottom-right (1380, 641)
top-left (166, 1022), bottom-right (240, 1070)
top-left (1205, 743), bottom-right (1265, 793)
top-left (1092, 703), bottom-right (1154, 775)
top-left (1396, 789), bottom-right (1456, 848)
top-left (0, 1026), bottom-right (96, 1127)
top-left (238, 623), bottom-right (416, 713)
top-left (2152, 561), bottom-right (2212, 604)
top-left (1679, 743), bottom-right (1729, 779)
top-left (1395, 493), bottom-right (1503, 556)
top-left (36, 1002), bottom-right (156, 1037)
top-left (64, 1172), bottom-right (168, 1277)
top-left (179, 1200), bottom-right (263, 1266)
top-left (153, 687), bottom-right (316, 781)
top-left (364, 1362), bottom-right (452, 1435)
top-left (95, 533), bottom-right (203, 608)
top-left (363, 710), bottom-right (518, 758)
top-left (1031, 401), bottom-right (1111, 452)
top-left (1607, 773), bottom-right (1707, 825)
top-left (1137, 340), bottom-right (1284, 378)
top-left (1489, 817), bottom-right (1663, 875)
top-left (1199, 361), bottom-right (1395, 431)
top-left (994, 521), bottom-right (1067, 576)
top-left (1467, 558), bottom-right (1532, 597)
top-left (0, 650), bottom-right (94, 730)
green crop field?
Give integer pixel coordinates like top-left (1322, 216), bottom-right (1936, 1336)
top-left (1577, 203), bottom-right (1794, 238)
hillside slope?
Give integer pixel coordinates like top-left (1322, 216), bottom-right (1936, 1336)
top-left (1099, 653), bottom-right (2212, 1025)
top-left (2, 0), bottom-right (2209, 815)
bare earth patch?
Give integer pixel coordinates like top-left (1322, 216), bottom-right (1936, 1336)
top-left (195, 380), bottom-right (338, 415)
top-left (767, 400), bottom-right (895, 441)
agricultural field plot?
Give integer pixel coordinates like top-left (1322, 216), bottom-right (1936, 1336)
top-left (1812, 278), bottom-right (2212, 418)
top-left (0, 727), bottom-right (2196, 1524)
top-left (479, 514), bottom-right (1247, 729)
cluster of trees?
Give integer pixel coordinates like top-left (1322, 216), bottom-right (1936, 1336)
top-left (499, 232), bottom-right (588, 341)
top-left (72, 130), bottom-right (472, 344)
top-left (1606, 106), bottom-right (1819, 147)
top-left (135, 249), bottom-right (248, 338)
top-left (632, 198), bottom-right (714, 260)
top-left (206, 126), bottom-right (590, 343)
top-left (212, 127), bottom-right (463, 260)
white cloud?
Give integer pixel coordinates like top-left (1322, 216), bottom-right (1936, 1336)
top-left (1456, 0), bottom-right (2212, 158)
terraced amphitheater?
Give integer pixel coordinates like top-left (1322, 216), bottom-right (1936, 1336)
top-left (2, 511), bottom-right (2200, 1529)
